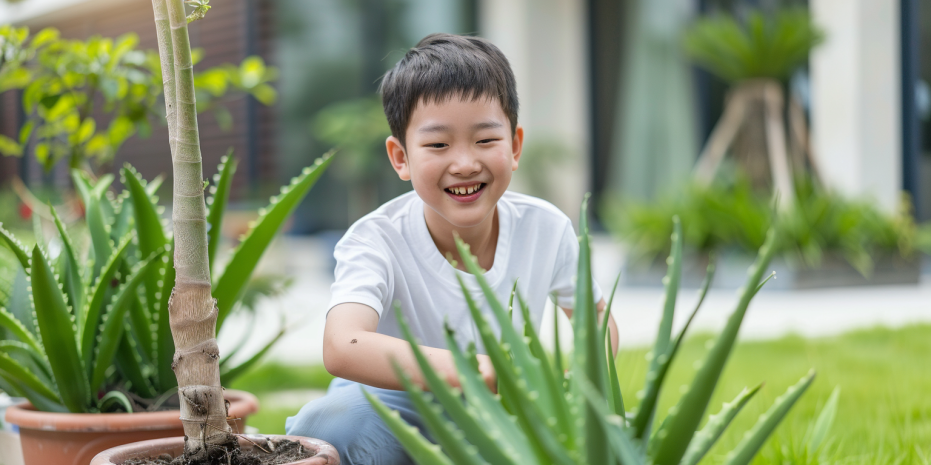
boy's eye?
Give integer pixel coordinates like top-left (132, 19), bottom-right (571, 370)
top-left (477, 138), bottom-right (499, 144)
top-left (425, 143), bottom-right (448, 149)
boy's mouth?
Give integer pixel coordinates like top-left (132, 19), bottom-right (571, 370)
top-left (444, 183), bottom-right (486, 202)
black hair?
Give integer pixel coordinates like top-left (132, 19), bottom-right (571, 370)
top-left (379, 33), bottom-right (519, 147)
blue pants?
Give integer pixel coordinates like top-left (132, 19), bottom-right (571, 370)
top-left (285, 378), bottom-right (430, 465)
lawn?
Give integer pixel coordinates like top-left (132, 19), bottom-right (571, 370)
top-left (232, 324), bottom-right (931, 464)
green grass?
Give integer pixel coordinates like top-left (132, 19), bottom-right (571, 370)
top-left (234, 324), bottom-right (931, 464)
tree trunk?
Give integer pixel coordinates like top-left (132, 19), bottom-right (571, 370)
top-left (151, 0), bottom-right (235, 459)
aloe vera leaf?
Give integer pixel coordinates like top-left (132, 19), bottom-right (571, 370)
top-left (109, 192), bottom-right (135, 243)
top-left (576, 375), bottom-right (646, 465)
top-left (389, 362), bottom-right (490, 465)
top-left (569, 194), bottom-right (609, 465)
top-left (0, 307), bottom-right (43, 355)
top-left (5, 270), bottom-right (35, 337)
top-left (364, 389), bottom-right (456, 465)
top-left (82, 234), bottom-right (133, 373)
top-left (724, 371), bottom-right (816, 465)
top-left (99, 389), bottom-right (134, 413)
top-left (207, 152), bottom-right (237, 273)
top-left (0, 341), bottom-right (59, 401)
top-left (220, 326), bottom-right (285, 385)
top-left (50, 206), bottom-right (85, 325)
top-left (633, 258), bottom-right (718, 440)
top-left (507, 280), bottom-right (517, 325)
top-left (680, 384), bottom-right (761, 465)
top-left (433, 323), bottom-right (534, 462)
top-left (453, 239), bottom-right (557, 422)
top-left (551, 292), bottom-right (564, 382)
top-left (807, 385), bottom-right (840, 453)
top-left (651, 228), bottom-right (778, 465)
top-left (122, 165), bottom-right (168, 321)
top-left (605, 337), bottom-right (625, 419)
top-left (90, 251), bottom-right (163, 392)
top-left (440, 325), bottom-right (535, 463)
top-left (126, 294), bottom-right (154, 365)
top-left (91, 173), bottom-right (115, 200)
top-left (0, 340), bottom-right (52, 383)
top-left (85, 192), bottom-right (113, 280)
top-left (114, 329), bottom-right (157, 398)
top-left (649, 217), bottom-right (683, 375)
top-left (155, 240), bottom-right (176, 391)
top-left (600, 272), bottom-right (621, 346)
top-left (456, 276), bottom-right (574, 465)
top-left (30, 245), bottom-right (91, 412)
top-left (516, 292), bottom-right (574, 445)
top-left (0, 224), bottom-right (29, 270)
top-left (215, 152), bottom-right (334, 327)
top-left (70, 169), bottom-right (93, 206)
top-left (146, 174), bottom-right (164, 196)
top-left (0, 367), bottom-right (65, 412)
top-left (600, 272), bottom-right (622, 417)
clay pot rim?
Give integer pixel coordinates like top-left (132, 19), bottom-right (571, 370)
top-left (4, 389), bottom-right (258, 432)
top-left (91, 434), bottom-right (340, 465)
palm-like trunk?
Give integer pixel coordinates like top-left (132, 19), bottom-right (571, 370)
top-left (151, 0), bottom-right (234, 458)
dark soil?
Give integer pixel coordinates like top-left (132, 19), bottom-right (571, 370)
top-left (122, 438), bottom-right (313, 465)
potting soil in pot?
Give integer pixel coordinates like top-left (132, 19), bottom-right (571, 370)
top-left (123, 439), bottom-right (312, 465)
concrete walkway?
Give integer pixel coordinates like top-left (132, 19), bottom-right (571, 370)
top-left (218, 235), bottom-right (931, 367)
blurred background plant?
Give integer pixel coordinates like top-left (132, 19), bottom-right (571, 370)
top-left (0, 24), bottom-right (277, 173)
top-left (604, 170), bottom-right (931, 276)
top-left (311, 96), bottom-right (396, 222)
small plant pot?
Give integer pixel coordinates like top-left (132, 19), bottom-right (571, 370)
top-left (90, 435), bottom-right (339, 465)
top-left (4, 390), bottom-right (259, 465)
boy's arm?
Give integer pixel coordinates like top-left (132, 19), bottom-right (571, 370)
top-left (323, 302), bottom-right (497, 392)
top-left (560, 298), bottom-right (619, 357)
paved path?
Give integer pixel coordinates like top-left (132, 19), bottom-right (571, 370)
top-left (218, 235), bottom-right (931, 367)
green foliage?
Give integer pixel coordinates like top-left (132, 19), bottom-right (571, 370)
top-left (0, 153), bottom-right (332, 412)
top-left (683, 8), bottom-right (824, 83)
top-left (0, 25), bottom-right (277, 170)
top-left (367, 201), bottom-right (820, 464)
top-left (312, 96), bottom-right (391, 184)
top-left (603, 175), bottom-right (930, 275)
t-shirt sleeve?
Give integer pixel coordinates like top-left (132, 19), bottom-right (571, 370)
top-left (550, 219), bottom-right (604, 309)
top-left (327, 234), bottom-right (392, 318)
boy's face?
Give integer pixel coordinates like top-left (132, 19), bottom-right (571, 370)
top-left (386, 95), bottom-right (523, 230)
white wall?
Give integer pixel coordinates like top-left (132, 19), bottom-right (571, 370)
top-left (480, 0), bottom-right (590, 224)
top-left (810, 0), bottom-right (901, 212)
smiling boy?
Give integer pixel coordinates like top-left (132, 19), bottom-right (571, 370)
top-left (286, 33), bottom-right (618, 465)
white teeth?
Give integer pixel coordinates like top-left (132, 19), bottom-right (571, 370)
top-left (467, 186), bottom-right (474, 194)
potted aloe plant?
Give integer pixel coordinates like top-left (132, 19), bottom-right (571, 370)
top-left (367, 199), bottom-right (835, 464)
top-left (0, 12), bottom-right (337, 465)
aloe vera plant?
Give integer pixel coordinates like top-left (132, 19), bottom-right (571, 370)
top-left (0, 151), bottom-right (331, 413)
top-left (367, 198), bottom-right (816, 464)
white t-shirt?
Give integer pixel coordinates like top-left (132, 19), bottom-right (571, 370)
top-left (327, 190), bottom-right (603, 351)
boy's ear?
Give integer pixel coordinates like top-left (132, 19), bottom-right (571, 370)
top-left (510, 125), bottom-right (524, 171)
top-left (386, 135), bottom-right (411, 181)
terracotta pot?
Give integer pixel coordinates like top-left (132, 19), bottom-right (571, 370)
top-left (4, 390), bottom-right (259, 465)
top-left (90, 435), bottom-right (339, 465)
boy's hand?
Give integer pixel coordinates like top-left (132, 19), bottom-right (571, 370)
top-left (477, 354), bottom-right (497, 394)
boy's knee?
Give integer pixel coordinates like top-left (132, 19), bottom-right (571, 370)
top-left (285, 386), bottom-right (413, 465)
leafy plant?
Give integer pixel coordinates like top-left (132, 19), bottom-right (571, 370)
top-left (683, 7), bottom-right (824, 83)
top-left (367, 198), bottom-right (816, 465)
top-left (0, 151), bottom-right (332, 413)
top-left (603, 175), bottom-right (931, 275)
top-left (0, 24), bottom-right (277, 171)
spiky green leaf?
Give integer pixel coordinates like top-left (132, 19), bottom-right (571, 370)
top-left (30, 245), bottom-right (90, 412)
top-left (207, 151), bottom-right (237, 272)
top-left (681, 385), bottom-right (761, 465)
top-left (214, 151), bottom-right (334, 327)
top-left (365, 389), bottom-right (456, 465)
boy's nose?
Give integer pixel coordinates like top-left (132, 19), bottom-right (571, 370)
top-left (449, 150), bottom-right (481, 176)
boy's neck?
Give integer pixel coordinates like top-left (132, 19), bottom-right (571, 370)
top-left (424, 204), bottom-right (498, 272)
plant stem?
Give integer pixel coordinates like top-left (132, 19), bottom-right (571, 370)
top-left (152, 0), bottom-right (233, 458)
